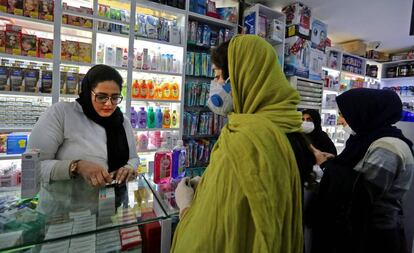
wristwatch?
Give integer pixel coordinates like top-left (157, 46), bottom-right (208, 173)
top-left (69, 160), bottom-right (81, 179)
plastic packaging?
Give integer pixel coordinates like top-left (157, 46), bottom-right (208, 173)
top-left (147, 107), bottom-right (155, 128)
top-left (172, 140), bottom-right (186, 179)
top-left (130, 107), bottom-right (138, 128)
top-left (171, 110), bottom-right (178, 128)
top-left (163, 109), bottom-right (171, 128)
top-left (155, 107), bottom-right (163, 128)
top-left (153, 142), bottom-right (172, 184)
top-left (137, 107), bottom-right (147, 129)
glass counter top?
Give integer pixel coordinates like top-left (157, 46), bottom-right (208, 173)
top-left (0, 176), bottom-right (167, 252)
top-left (143, 174), bottom-right (180, 216)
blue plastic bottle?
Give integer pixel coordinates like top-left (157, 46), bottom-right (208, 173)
top-left (172, 140), bottom-right (186, 179)
top-left (130, 107), bottom-right (138, 128)
top-left (155, 107), bottom-right (163, 128)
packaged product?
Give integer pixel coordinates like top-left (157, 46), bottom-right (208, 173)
top-left (120, 10), bottom-right (130, 34)
top-left (0, 31), bottom-right (5, 53)
top-left (0, 0), bottom-right (7, 12)
top-left (40, 70), bottom-right (52, 93)
top-left (23, 68), bottom-right (39, 92)
top-left (105, 46), bottom-right (115, 66)
top-left (284, 36), bottom-right (311, 78)
top-left (60, 72), bottom-right (66, 94)
top-left (78, 73), bottom-right (85, 93)
top-left (38, 0), bottom-right (53, 21)
top-left (78, 42), bottom-right (92, 63)
top-left (217, 7), bottom-right (237, 23)
top-left (309, 48), bottom-right (325, 80)
top-left (158, 18), bottom-right (169, 41)
top-left (23, 0), bottom-right (38, 18)
top-left (9, 67), bottom-right (24, 92)
top-left (283, 2), bottom-right (311, 39)
top-left (62, 41), bottom-right (79, 62)
top-left (65, 72), bottom-right (78, 95)
top-left (5, 30), bottom-right (21, 55)
top-left (79, 7), bottom-right (93, 28)
top-left (38, 37), bottom-right (53, 59)
top-left (136, 15), bottom-right (147, 37)
top-left (7, 0), bottom-right (23, 15)
top-left (146, 15), bottom-right (159, 39)
top-left (311, 18), bottom-right (328, 52)
top-left (0, 66), bottom-right (10, 91)
top-left (0, 134), bottom-right (6, 153)
top-left (21, 34), bottom-right (37, 57)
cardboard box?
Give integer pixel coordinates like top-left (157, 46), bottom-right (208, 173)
top-left (38, 0), bottom-right (53, 21)
top-left (79, 6), bottom-right (93, 28)
top-left (311, 18), bottom-right (327, 52)
top-left (38, 38), bottom-right (53, 59)
top-left (283, 2), bottom-right (311, 38)
top-left (40, 70), bottom-right (52, 93)
top-left (0, 31), bottom-right (5, 53)
top-left (9, 67), bottom-right (24, 91)
top-left (65, 72), bottom-right (78, 95)
top-left (5, 31), bottom-right (21, 55)
top-left (7, 0), bottom-right (23, 15)
top-left (339, 40), bottom-right (366, 56)
top-left (21, 34), bottom-right (37, 57)
top-left (326, 50), bottom-right (340, 70)
top-left (309, 48), bottom-right (325, 80)
top-left (79, 42), bottom-right (92, 63)
top-left (23, 0), bottom-right (38, 18)
top-left (267, 19), bottom-right (284, 43)
top-left (284, 36), bottom-right (310, 78)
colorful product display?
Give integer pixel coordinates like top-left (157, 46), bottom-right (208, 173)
top-left (136, 14), bottom-right (182, 44)
top-left (183, 111), bottom-right (226, 137)
top-left (186, 52), bottom-right (214, 77)
top-left (282, 2), bottom-right (311, 39)
top-left (153, 142), bottom-right (172, 184)
top-left (342, 54), bottom-right (364, 75)
top-left (284, 36), bottom-right (311, 78)
top-left (130, 106), bottom-right (179, 129)
top-left (184, 138), bottom-right (215, 168)
top-left (131, 79), bottom-right (179, 100)
top-left (187, 21), bottom-right (234, 48)
top-left (0, 96), bottom-right (49, 128)
top-left (0, 0), bottom-right (53, 20)
top-left (62, 3), bottom-right (93, 29)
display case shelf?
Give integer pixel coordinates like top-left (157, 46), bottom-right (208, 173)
top-left (0, 91), bottom-right (52, 97)
top-left (0, 53), bottom-right (53, 64)
top-left (188, 12), bottom-right (236, 28)
top-left (136, 36), bottom-right (184, 48)
top-left (0, 154), bottom-right (22, 160)
top-left (133, 69), bottom-right (182, 77)
top-left (60, 61), bottom-right (94, 68)
top-left (131, 98), bottom-right (181, 103)
top-left (97, 30), bottom-right (129, 39)
top-left (0, 127), bottom-right (32, 133)
top-left (134, 128), bottom-right (180, 132)
top-left (137, 0), bottom-right (187, 15)
top-left (143, 175), bottom-right (179, 216)
top-left (0, 12), bottom-right (53, 26)
top-left (62, 10), bottom-right (129, 26)
top-left (61, 23), bottom-right (93, 33)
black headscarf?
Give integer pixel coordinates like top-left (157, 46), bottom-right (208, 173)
top-left (302, 109), bottom-right (337, 155)
top-left (334, 88), bottom-right (413, 168)
top-left (76, 65), bottom-right (129, 173)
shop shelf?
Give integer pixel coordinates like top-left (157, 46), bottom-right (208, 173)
top-left (137, 0), bottom-right (187, 16)
top-left (135, 36), bottom-right (184, 48)
top-left (133, 69), bottom-right (182, 77)
top-left (340, 71), bottom-right (365, 79)
top-left (0, 12), bottom-right (53, 27)
top-left (187, 42), bottom-right (215, 50)
top-left (184, 105), bottom-right (210, 112)
top-left (61, 61), bottom-right (94, 68)
top-left (183, 134), bottom-right (220, 139)
top-left (134, 128), bottom-right (180, 132)
top-left (0, 127), bottom-right (32, 133)
top-left (62, 10), bottom-right (128, 26)
top-left (131, 98), bottom-right (181, 103)
top-left (185, 75), bottom-right (213, 79)
top-left (61, 24), bottom-right (93, 33)
top-left (0, 53), bottom-right (53, 64)
top-left (0, 91), bottom-right (52, 97)
top-left (0, 154), bottom-right (22, 160)
top-left (381, 76), bottom-right (414, 82)
top-left (188, 12), bottom-right (236, 29)
top-left (98, 30), bottom-right (129, 39)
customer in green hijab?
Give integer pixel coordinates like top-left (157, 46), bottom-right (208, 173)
top-left (172, 35), bottom-right (304, 253)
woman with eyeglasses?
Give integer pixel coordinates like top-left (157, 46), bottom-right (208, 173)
top-left (28, 65), bottom-right (139, 215)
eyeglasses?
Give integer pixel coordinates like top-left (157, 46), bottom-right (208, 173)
top-left (91, 91), bottom-right (123, 105)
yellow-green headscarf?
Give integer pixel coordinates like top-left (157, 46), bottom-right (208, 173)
top-left (171, 35), bottom-right (303, 253)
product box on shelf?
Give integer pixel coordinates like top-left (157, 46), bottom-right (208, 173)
top-left (6, 134), bottom-right (27, 154)
top-left (7, 0), bottom-right (23, 15)
top-left (311, 18), bottom-right (327, 52)
top-left (79, 6), bottom-right (93, 28)
top-left (21, 150), bottom-right (40, 198)
top-left (23, 68), bottom-right (39, 92)
top-left (326, 49), bottom-right (340, 70)
top-left (65, 72), bottom-right (78, 95)
top-left (244, 11), bottom-right (256, 35)
top-left (79, 42), bottom-right (92, 63)
top-left (5, 30), bottom-right (22, 55)
top-left (60, 72), bottom-right (66, 94)
top-left (41, 70), bottom-right (52, 93)
top-left (267, 19), bottom-right (284, 43)
top-left (0, 66), bottom-right (9, 91)
top-left (283, 2), bottom-right (311, 38)
top-left (217, 7), bottom-right (238, 24)
top-left (0, 31), bottom-right (5, 53)
top-left (342, 54), bottom-right (364, 75)
top-left (284, 36), bottom-right (310, 78)
top-left (309, 48), bottom-right (324, 80)
top-left (340, 40), bottom-right (366, 57)
top-left (38, 37), bottom-right (53, 58)
top-left (61, 41), bottom-right (79, 62)
top-left (23, 0), bottom-right (38, 18)
top-left (9, 67), bottom-right (24, 91)
top-left (21, 34), bottom-right (37, 57)
top-left (38, 0), bottom-right (53, 21)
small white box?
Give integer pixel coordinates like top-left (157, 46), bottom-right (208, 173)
top-left (21, 149), bottom-right (40, 199)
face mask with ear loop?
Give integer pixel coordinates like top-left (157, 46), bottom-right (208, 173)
top-left (207, 77), bottom-right (233, 116)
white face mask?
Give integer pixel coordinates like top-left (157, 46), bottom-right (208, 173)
top-left (207, 78), bottom-right (233, 116)
top-left (343, 125), bottom-right (356, 136)
top-left (302, 121), bottom-right (315, 134)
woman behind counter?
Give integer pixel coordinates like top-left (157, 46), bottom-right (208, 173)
top-left (28, 64), bottom-right (139, 215)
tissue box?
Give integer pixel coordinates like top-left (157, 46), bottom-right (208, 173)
top-left (284, 36), bottom-right (311, 78)
top-left (6, 135), bottom-right (27, 154)
top-left (309, 48), bottom-right (325, 80)
top-left (21, 150), bottom-right (40, 198)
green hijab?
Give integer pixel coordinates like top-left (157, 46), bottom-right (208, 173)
top-left (171, 35), bottom-right (303, 253)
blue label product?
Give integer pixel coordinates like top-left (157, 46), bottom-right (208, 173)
top-left (23, 69), bottom-right (39, 93)
top-left (0, 66), bottom-right (10, 91)
top-left (41, 70), bottom-right (52, 93)
top-left (10, 67), bottom-right (23, 92)
top-left (66, 72), bottom-right (78, 95)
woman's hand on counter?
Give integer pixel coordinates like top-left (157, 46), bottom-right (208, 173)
top-left (114, 166), bottom-right (137, 184)
top-left (77, 160), bottom-right (113, 187)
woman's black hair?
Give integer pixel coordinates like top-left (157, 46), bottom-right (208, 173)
top-left (82, 64), bottom-right (123, 92)
top-left (211, 40), bottom-right (230, 80)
